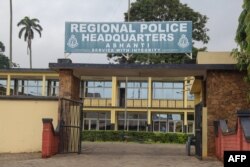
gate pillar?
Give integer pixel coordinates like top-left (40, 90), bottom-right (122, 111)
top-left (59, 69), bottom-right (80, 100)
top-left (58, 64), bottom-right (81, 121)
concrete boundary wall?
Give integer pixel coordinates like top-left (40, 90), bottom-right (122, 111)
top-left (0, 100), bottom-right (58, 153)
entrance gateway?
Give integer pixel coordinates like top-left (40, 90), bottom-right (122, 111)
top-left (58, 21), bottom-right (195, 154)
top-left (59, 98), bottom-right (83, 153)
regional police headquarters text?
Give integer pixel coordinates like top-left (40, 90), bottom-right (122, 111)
top-left (67, 22), bottom-right (191, 53)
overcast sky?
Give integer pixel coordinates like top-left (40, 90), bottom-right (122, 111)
top-left (0, 0), bottom-right (243, 68)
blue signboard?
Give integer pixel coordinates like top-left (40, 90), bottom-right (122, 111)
top-left (65, 22), bottom-right (192, 53)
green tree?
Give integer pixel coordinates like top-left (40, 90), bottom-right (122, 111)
top-left (0, 55), bottom-right (10, 69)
top-left (17, 16), bottom-right (43, 69)
top-left (233, 0), bottom-right (250, 68)
top-left (232, 0), bottom-right (250, 77)
top-left (108, 0), bottom-right (209, 64)
top-left (232, 0), bottom-right (250, 98)
top-left (0, 41), bottom-right (10, 69)
top-left (0, 41), bottom-right (5, 52)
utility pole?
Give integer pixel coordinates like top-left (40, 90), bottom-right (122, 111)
top-left (128, 0), bottom-right (130, 22)
top-left (9, 0), bottom-right (13, 68)
top-left (124, 77), bottom-right (128, 131)
top-left (124, 0), bottom-right (131, 131)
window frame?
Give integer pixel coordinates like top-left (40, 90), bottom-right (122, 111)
top-left (152, 113), bottom-right (184, 133)
top-left (0, 78), bottom-right (7, 95)
top-left (84, 81), bottom-right (112, 99)
top-left (83, 112), bottom-right (111, 131)
top-left (117, 112), bottom-right (147, 131)
top-left (152, 81), bottom-right (184, 100)
top-left (119, 81), bottom-right (148, 100)
top-left (10, 79), bottom-right (43, 96)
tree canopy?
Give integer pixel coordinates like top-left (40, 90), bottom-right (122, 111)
top-left (232, 0), bottom-right (250, 79)
top-left (108, 0), bottom-right (209, 64)
top-left (231, 0), bottom-right (250, 99)
top-left (0, 41), bottom-right (5, 52)
top-left (0, 41), bottom-right (10, 69)
top-left (0, 55), bottom-right (10, 69)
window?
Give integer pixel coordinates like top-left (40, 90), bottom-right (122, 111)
top-left (84, 81), bottom-right (112, 98)
top-left (187, 113), bottom-right (194, 121)
top-left (153, 82), bottom-right (184, 100)
top-left (117, 112), bottom-right (147, 131)
top-left (152, 113), bottom-right (184, 133)
top-left (46, 79), bottom-right (59, 96)
top-left (120, 81), bottom-right (148, 99)
top-left (83, 112), bottom-right (111, 131)
top-left (0, 78), bottom-right (7, 95)
top-left (8, 79), bottom-right (58, 96)
top-left (187, 121), bottom-right (194, 134)
top-left (187, 113), bottom-right (194, 134)
top-left (168, 121), bottom-right (174, 132)
top-left (152, 113), bottom-right (169, 132)
top-left (175, 121), bottom-right (183, 132)
top-left (10, 79), bottom-right (42, 96)
top-left (168, 120), bottom-right (183, 133)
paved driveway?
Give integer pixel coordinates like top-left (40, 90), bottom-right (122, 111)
top-left (0, 142), bottom-right (222, 167)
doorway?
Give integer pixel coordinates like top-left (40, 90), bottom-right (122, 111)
top-left (119, 88), bottom-right (125, 107)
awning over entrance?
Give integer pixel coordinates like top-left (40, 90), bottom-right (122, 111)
top-left (49, 59), bottom-right (237, 78)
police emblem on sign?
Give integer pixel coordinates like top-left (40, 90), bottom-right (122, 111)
top-left (178, 34), bottom-right (189, 48)
top-left (67, 35), bottom-right (79, 48)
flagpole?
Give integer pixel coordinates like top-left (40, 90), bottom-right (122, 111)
top-left (9, 0), bottom-right (13, 68)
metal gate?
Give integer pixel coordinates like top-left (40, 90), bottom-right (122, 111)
top-left (59, 98), bottom-right (83, 154)
top-left (195, 103), bottom-right (202, 159)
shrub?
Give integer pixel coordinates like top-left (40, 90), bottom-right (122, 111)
top-left (82, 131), bottom-right (189, 144)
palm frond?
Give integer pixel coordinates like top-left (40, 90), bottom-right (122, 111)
top-left (24, 32), bottom-right (29, 41)
top-left (30, 30), bottom-right (34, 39)
top-left (31, 18), bottom-right (40, 23)
top-left (33, 27), bottom-right (42, 37)
top-left (34, 24), bottom-right (43, 31)
top-left (18, 27), bottom-right (26, 39)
